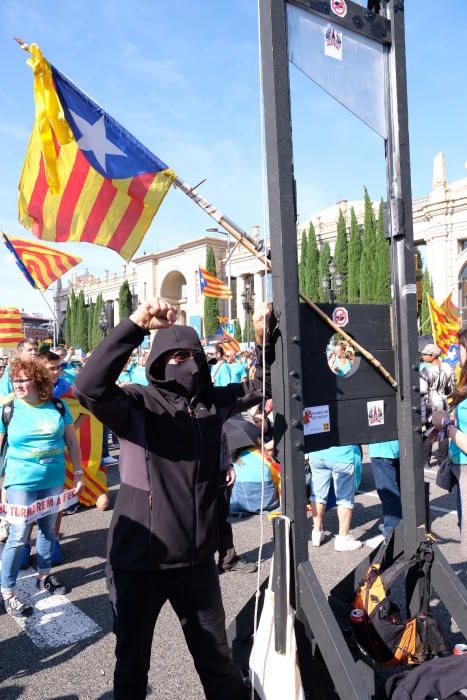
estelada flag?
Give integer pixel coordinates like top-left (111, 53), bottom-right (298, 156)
top-left (199, 266), bottom-right (232, 299)
top-left (440, 292), bottom-right (460, 326)
top-left (18, 44), bottom-right (176, 262)
top-left (2, 233), bottom-right (82, 291)
top-left (427, 293), bottom-right (459, 356)
top-left (0, 308), bottom-right (24, 348)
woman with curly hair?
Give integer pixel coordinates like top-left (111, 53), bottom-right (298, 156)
top-left (0, 357), bottom-right (83, 617)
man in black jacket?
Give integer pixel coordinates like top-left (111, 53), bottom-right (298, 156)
top-left (74, 297), bottom-right (273, 700)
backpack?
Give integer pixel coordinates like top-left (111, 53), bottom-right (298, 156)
top-left (0, 397), bottom-right (66, 462)
top-left (351, 536), bottom-right (450, 666)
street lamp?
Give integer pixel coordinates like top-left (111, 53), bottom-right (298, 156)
top-left (99, 309), bottom-right (108, 337)
top-left (206, 227), bottom-right (232, 318)
top-left (322, 258), bottom-right (344, 303)
top-left (241, 281), bottom-right (255, 345)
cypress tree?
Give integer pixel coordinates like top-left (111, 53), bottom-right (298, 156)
top-left (76, 290), bottom-right (88, 352)
top-left (347, 207), bottom-right (362, 303)
top-left (306, 222), bottom-right (320, 300)
top-left (299, 229), bottom-right (308, 294)
top-left (203, 247), bottom-right (220, 336)
top-left (87, 302), bottom-right (95, 352)
top-left (93, 294), bottom-right (104, 347)
top-left (65, 297), bottom-right (72, 347)
top-left (318, 242), bottom-right (331, 302)
top-left (375, 200), bottom-right (391, 303)
top-left (67, 290), bottom-right (77, 346)
top-left (420, 267), bottom-right (432, 333)
top-left (234, 319), bottom-right (242, 343)
top-left (118, 280), bottom-right (133, 320)
top-left (334, 209), bottom-right (348, 302)
top-left (359, 188), bottom-right (377, 302)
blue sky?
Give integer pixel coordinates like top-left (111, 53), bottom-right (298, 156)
top-left (0, 0), bottom-right (465, 315)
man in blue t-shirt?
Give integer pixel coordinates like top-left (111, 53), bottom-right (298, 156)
top-left (368, 440), bottom-right (401, 538)
top-left (210, 345), bottom-right (231, 387)
top-left (225, 350), bottom-right (247, 384)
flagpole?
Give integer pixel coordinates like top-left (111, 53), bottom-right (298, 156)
top-left (38, 287), bottom-right (62, 346)
top-left (174, 176), bottom-right (397, 389)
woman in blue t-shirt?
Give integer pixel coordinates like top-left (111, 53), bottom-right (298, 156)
top-left (0, 358), bottom-right (83, 618)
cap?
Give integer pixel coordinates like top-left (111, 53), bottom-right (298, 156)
top-left (421, 343), bottom-right (441, 357)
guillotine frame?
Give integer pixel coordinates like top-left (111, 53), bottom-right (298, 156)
top-left (228, 1), bottom-right (467, 697)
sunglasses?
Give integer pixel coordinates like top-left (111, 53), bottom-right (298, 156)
top-left (169, 350), bottom-right (204, 363)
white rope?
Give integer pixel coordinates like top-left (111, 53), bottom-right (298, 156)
top-left (251, 3), bottom-right (273, 695)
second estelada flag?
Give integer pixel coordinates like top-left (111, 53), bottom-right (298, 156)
top-left (199, 267), bottom-right (232, 299)
top-left (2, 233), bottom-right (82, 291)
top-left (18, 44), bottom-right (176, 262)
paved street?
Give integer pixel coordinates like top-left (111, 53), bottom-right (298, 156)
top-left (1, 451), bottom-right (465, 700)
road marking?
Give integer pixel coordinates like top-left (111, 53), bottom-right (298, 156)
top-left (357, 488), bottom-right (456, 516)
top-left (3, 567), bottom-right (101, 648)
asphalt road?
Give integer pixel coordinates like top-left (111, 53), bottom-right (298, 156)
top-left (1, 448), bottom-right (466, 700)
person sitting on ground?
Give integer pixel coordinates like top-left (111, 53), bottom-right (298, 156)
top-left (308, 444), bottom-right (363, 551)
top-left (230, 437), bottom-right (280, 515)
top-left (0, 357), bottom-right (83, 617)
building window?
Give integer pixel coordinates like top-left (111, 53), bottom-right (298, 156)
top-left (459, 239), bottom-right (467, 254)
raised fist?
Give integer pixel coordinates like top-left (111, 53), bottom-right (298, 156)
top-left (130, 298), bottom-right (178, 331)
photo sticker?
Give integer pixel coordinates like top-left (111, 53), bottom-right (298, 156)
top-left (367, 400), bottom-right (384, 427)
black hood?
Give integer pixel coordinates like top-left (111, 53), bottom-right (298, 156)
top-left (145, 324), bottom-right (212, 392)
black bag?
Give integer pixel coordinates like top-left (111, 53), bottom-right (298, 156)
top-left (386, 654), bottom-right (467, 699)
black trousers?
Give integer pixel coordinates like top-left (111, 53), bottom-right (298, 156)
top-left (108, 559), bottom-right (246, 700)
top-left (217, 483), bottom-right (238, 570)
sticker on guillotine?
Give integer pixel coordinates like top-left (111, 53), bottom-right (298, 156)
top-left (367, 400), bottom-right (384, 427)
top-left (325, 25), bottom-right (343, 61)
top-left (303, 405), bottom-right (330, 435)
top-left (331, 0), bottom-right (347, 18)
top-left (332, 306), bottom-right (348, 326)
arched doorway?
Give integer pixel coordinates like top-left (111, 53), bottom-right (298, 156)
top-left (160, 271), bottom-right (188, 325)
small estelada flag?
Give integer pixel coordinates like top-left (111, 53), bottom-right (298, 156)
top-left (18, 43), bottom-right (176, 261)
top-left (0, 308), bottom-right (24, 348)
top-left (427, 293), bottom-right (459, 356)
top-left (2, 233), bottom-right (82, 291)
top-left (199, 267), bottom-right (232, 299)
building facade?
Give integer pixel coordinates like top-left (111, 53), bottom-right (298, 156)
top-left (55, 154), bottom-right (467, 337)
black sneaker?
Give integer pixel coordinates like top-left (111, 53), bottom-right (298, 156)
top-left (4, 594), bottom-right (33, 617)
top-left (221, 558), bottom-right (258, 574)
top-left (37, 575), bottom-right (67, 595)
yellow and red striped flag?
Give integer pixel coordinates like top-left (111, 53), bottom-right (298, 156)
top-left (0, 308), bottom-right (24, 348)
top-left (440, 292), bottom-right (460, 326)
top-left (427, 294), bottom-right (459, 355)
top-left (18, 44), bottom-right (176, 262)
top-left (3, 233), bottom-right (81, 291)
top-left (199, 267), bottom-right (232, 299)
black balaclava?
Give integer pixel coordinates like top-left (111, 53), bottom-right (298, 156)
top-left (164, 358), bottom-right (200, 396)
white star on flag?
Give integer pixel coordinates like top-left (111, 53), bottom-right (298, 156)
top-left (69, 110), bottom-right (126, 172)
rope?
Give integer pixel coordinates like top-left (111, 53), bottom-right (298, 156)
top-left (251, 6), bottom-right (271, 695)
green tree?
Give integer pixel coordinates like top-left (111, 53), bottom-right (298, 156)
top-left (347, 207), bottom-right (362, 303)
top-left (234, 319), bottom-right (242, 343)
top-left (334, 209), bottom-right (348, 302)
top-left (118, 280), bottom-right (133, 320)
top-left (92, 294), bottom-right (104, 348)
top-left (299, 229), bottom-right (308, 294)
top-left (420, 267), bottom-right (432, 333)
top-left (76, 290), bottom-right (88, 353)
top-left (65, 296), bottom-right (72, 347)
top-left (87, 302), bottom-right (95, 352)
top-left (66, 290), bottom-right (78, 346)
top-left (305, 222), bottom-right (320, 299)
top-left (359, 188), bottom-right (377, 302)
top-left (375, 200), bottom-right (391, 303)
top-left (318, 241), bottom-right (331, 302)
top-left (203, 247), bottom-right (220, 336)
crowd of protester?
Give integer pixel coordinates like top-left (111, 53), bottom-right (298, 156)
top-left (0, 300), bottom-right (466, 698)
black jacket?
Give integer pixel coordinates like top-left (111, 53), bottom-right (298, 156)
top-left (74, 318), bottom-right (271, 571)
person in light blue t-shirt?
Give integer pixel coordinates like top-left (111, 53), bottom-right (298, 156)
top-left (210, 345), bottom-right (232, 387)
top-left (309, 444), bottom-right (363, 552)
top-left (368, 440), bottom-right (401, 537)
top-left (225, 350), bottom-right (247, 384)
top-left (0, 357), bottom-right (83, 618)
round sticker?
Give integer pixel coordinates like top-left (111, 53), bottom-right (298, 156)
top-left (331, 0), bottom-right (348, 18)
top-left (332, 307), bottom-right (349, 327)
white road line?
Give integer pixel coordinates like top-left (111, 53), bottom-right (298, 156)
top-left (4, 567), bottom-right (101, 648)
top-left (357, 488), bottom-right (456, 516)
